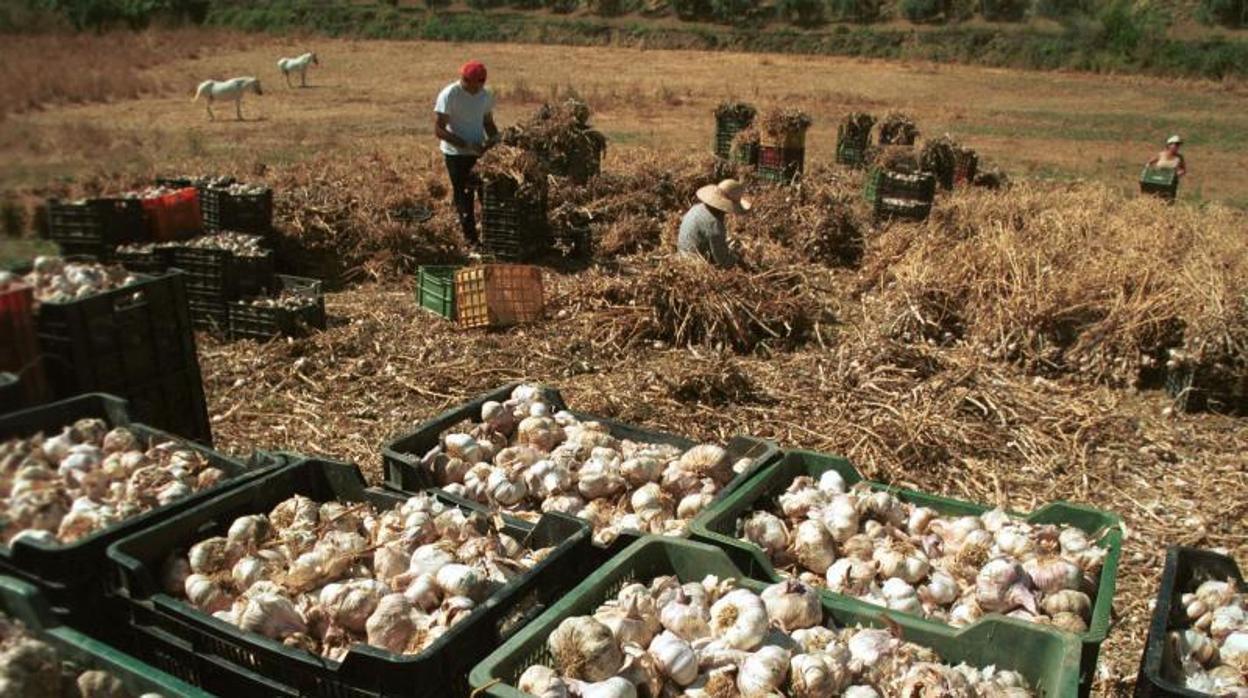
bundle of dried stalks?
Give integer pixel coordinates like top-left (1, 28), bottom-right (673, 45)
top-left (759, 107), bottom-right (813, 139)
top-left (879, 111), bottom-right (920, 146)
top-left (839, 111), bottom-right (877, 144)
top-left (476, 144), bottom-right (549, 207)
top-left (714, 101), bottom-right (756, 124)
top-left (268, 152), bottom-right (462, 283)
top-left (501, 99), bottom-right (607, 182)
top-left (741, 167), bottom-right (868, 267)
top-left (859, 182), bottom-right (1248, 400)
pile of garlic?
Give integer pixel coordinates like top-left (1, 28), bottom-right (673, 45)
top-left (167, 493), bottom-right (553, 661)
top-left (245, 290), bottom-right (317, 310)
top-left (0, 611), bottom-right (162, 697)
top-left (415, 385), bottom-right (751, 546)
top-left (1169, 577), bottom-right (1248, 694)
top-left (521, 576), bottom-right (1037, 698)
top-left (738, 477), bottom-right (1109, 633)
top-left (21, 257), bottom-right (138, 304)
top-left (182, 232), bottom-right (267, 257)
top-left (0, 419), bottom-right (226, 545)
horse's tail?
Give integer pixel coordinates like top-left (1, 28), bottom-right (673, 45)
top-left (193, 81), bottom-right (211, 102)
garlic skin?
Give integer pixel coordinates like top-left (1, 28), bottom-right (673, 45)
top-left (567, 677), bottom-right (637, 698)
top-left (741, 511), bottom-right (789, 556)
top-left (239, 592), bottom-right (306, 640)
top-left (648, 630), bottom-right (699, 686)
top-left (760, 580), bottom-right (822, 632)
top-left (435, 563), bottom-right (493, 602)
top-left (790, 653), bottom-right (839, 698)
top-left (366, 594), bottom-right (418, 654)
top-left (549, 616), bottom-right (624, 682)
top-left (791, 519), bottom-right (837, 575)
top-left (1023, 556), bottom-right (1083, 594)
top-left (595, 595), bottom-right (658, 647)
top-left (737, 645), bottom-right (790, 698)
top-left (518, 665), bottom-right (571, 698)
top-left (709, 589), bottom-right (769, 651)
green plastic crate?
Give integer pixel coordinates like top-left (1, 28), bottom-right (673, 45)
top-left (416, 265), bottom-right (459, 319)
top-left (689, 443), bottom-right (1123, 696)
top-left (469, 537), bottom-right (1083, 697)
top-left (0, 575), bottom-right (212, 697)
top-left (863, 167), bottom-right (882, 203)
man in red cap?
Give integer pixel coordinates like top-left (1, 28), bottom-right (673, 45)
top-left (434, 60), bottom-right (498, 246)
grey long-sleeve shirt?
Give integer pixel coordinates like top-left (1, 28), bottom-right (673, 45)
top-left (676, 203), bottom-right (734, 267)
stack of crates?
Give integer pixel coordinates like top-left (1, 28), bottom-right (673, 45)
top-left (866, 168), bottom-right (937, 222)
top-left (713, 105), bottom-right (756, 160)
top-left (170, 236), bottom-right (276, 333)
top-left (30, 272), bottom-right (212, 444)
top-left (44, 197), bottom-right (145, 259)
top-left (481, 181), bottom-right (550, 262)
top-left (758, 130), bottom-right (807, 184)
top-left (0, 280), bottom-right (49, 408)
top-left (836, 124), bottom-right (872, 168)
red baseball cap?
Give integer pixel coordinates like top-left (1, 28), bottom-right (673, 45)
top-left (460, 60), bottom-right (487, 83)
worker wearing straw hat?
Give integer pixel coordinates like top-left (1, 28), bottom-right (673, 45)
top-left (434, 60), bottom-right (499, 245)
top-left (677, 179), bottom-right (752, 268)
top-left (1147, 135), bottom-right (1187, 178)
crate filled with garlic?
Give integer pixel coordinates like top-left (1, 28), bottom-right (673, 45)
top-left (469, 536), bottom-right (1083, 697)
top-left (0, 392), bottom-right (264, 631)
top-left (0, 574), bottom-right (212, 698)
top-left (1136, 546), bottom-right (1247, 697)
top-left (690, 444), bottom-right (1122, 695)
top-left (381, 383), bottom-right (779, 550)
top-left (106, 457), bottom-right (593, 698)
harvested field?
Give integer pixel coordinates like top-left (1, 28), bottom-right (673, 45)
top-left (3, 29), bottom-right (1248, 698)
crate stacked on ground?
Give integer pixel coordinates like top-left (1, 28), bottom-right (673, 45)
top-left (380, 382), bottom-right (778, 558)
top-left (757, 108), bottom-right (812, 184)
top-left (0, 372), bottom-right (20, 412)
top-left (836, 111), bottom-right (877, 168)
top-left (170, 231), bottom-right (275, 333)
top-left (43, 197), bottom-right (145, 259)
top-left (713, 102), bottom-right (757, 160)
top-left (1141, 166), bottom-right (1180, 203)
top-left (453, 264), bottom-right (545, 329)
top-left (106, 457), bottom-right (594, 697)
top-left (548, 201), bottom-right (596, 261)
top-left (113, 240), bottom-right (179, 276)
top-left (415, 265), bottom-right (460, 320)
top-left (469, 537), bottom-right (1085, 697)
top-left (199, 180), bottom-right (274, 235)
top-left (0, 393), bottom-right (270, 635)
top-left (0, 575), bottom-right (213, 697)
top-left (921, 135), bottom-right (980, 191)
top-left (689, 442), bottom-right (1123, 695)
top-left (879, 110), bottom-right (921, 146)
top-left (228, 274), bottom-right (325, 341)
top-left (1136, 547), bottom-right (1246, 697)
top-left (730, 126), bottom-right (761, 168)
top-left (866, 167), bottom-right (938, 221)
top-left (478, 147), bottom-right (551, 262)
top-left (18, 257), bottom-right (212, 442)
top-left (0, 273), bottom-right (49, 408)
top-left (137, 186), bottom-right (203, 242)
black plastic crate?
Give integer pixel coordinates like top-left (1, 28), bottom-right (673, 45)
top-left (201, 185), bottom-right (273, 233)
top-left (45, 198), bottom-right (145, 258)
top-left (0, 393), bottom-right (266, 632)
top-left (108, 458), bottom-right (594, 698)
top-left (380, 383), bottom-right (779, 558)
top-left (234, 251), bottom-right (275, 299)
top-left (115, 245), bottom-right (173, 276)
top-left (1135, 547), bottom-right (1245, 697)
top-left (228, 275), bottom-right (326, 341)
top-left (714, 114), bottom-right (753, 159)
top-left (169, 246), bottom-right (236, 299)
top-left (879, 170), bottom-right (938, 201)
top-left (33, 271), bottom-right (212, 444)
top-left (876, 197), bottom-right (933, 222)
top-left (186, 290), bottom-right (229, 334)
top-left (0, 372), bottom-right (21, 413)
top-left (482, 186), bottom-right (549, 261)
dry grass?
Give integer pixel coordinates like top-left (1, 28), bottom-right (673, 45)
top-left (0, 29), bottom-right (246, 120)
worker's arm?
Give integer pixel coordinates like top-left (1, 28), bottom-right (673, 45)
top-left (1177, 155), bottom-right (1187, 177)
top-left (484, 112), bottom-right (499, 144)
top-left (1147, 154), bottom-right (1160, 166)
top-left (433, 112), bottom-right (472, 151)
top-left (706, 222), bottom-right (736, 268)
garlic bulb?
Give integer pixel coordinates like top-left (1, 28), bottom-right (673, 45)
top-left (567, 677), bottom-right (637, 698)
top-left (549, 616), bottom-right (624, 682)
top-left (518, 665), bottom-right (570, 698)
top-left (760, 580), bottom-right (821, 632)
top-left (709, 589), bottom-right (769, 651)
top-left (649, 630), bottom-right (699, 686)
top-left (790, 653), bottom-right (838, 698)
top-left (409, 543), bottom-right (456, 577)
top-left (403, 573), bottom-right (442, 612)
top-left (737, 645), bottom-right (790, 698)
top-left (435, 563), bottom-right (493, 602)
top-left (366, 594), bottom-right (418, 654)
top-left (660, 588), bottom-right (710, 641)
top-left (239, 592), bottom-right (306, 640)
top-left (1041, 589), bottom-right (1092, 620)
top-left (596, 595), bottom-right (659, 647)
top-left (1023, 556), bottom-right (1083, 594)
top-left (185, 573), bottom-right (233, 613)
top-left (321, 579), bottom-right (389, 633)
top-left (792, 519), bottom-right (838, 574)
top-left (742, 511), bottom-right (789, 556)
top-left (76, 670), bottom-right (127, 698)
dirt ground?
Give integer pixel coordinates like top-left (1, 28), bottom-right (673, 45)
top-left (3, 32), bottom-right (1247, 698)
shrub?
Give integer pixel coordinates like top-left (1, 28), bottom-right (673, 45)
top-left (466, 0), bottom-right (505, 10)
top-left (544, 0), bottom-right (580, 11)
top-left (778, 0), bottom-right (824, 25)
top-left (672, 0), bottom-right (712, 19)
top-left (1032, 0), bottom-right (1087, 18)
top-left (588, 0), bottom-right (631, 15)
top-left (981, 0), bottom-right (1027, 21)
top-left (826, 0), bottom-right (881, 22)
top-left (1198, 0), bottom-right (1245, 27)
top-left (711, 0), bottom-right (753, 22)
top-left (900, 0), bottom-right (944, 22)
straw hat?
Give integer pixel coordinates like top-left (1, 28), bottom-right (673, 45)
top-left (697, 179), bottom-right (753, 215)
top-left (1166, 135), bottom-right (1183, 145)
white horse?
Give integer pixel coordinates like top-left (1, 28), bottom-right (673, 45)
top-left (193, 77), bottom-right (262, 121)
top-left (278, 52), bottom-right (318, 88)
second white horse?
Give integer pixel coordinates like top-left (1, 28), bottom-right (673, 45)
top-left (278, 52), bottom-right (319, 88)
top-left (193, 77), bottom-right (263, 121)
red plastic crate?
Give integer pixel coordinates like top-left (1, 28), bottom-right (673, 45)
top-left (142, 188), bottom-right (203, 242)
top-left (0, 283), bottom-right (49, 407)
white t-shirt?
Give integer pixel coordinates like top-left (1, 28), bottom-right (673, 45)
top-left (434, 81), bottom-right (494, 156)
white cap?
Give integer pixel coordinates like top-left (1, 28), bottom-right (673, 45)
top-left (1166, 135), bottom-right (1183, 145)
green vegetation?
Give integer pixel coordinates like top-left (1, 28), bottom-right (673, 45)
top-left (8, 0), bottom-right (1248, 80)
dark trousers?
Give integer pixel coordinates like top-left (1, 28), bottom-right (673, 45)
top-left (445, 154), bottom-right (479, 244)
